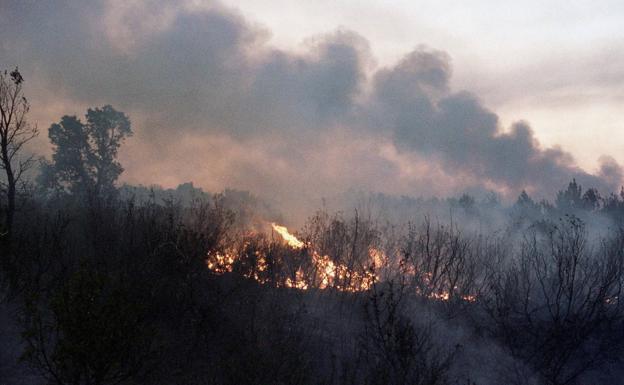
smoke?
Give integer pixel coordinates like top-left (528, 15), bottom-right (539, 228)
top-left (360, 47), bottom-right (622, 196)
top-left (1, 0), bottom-right (622, 216)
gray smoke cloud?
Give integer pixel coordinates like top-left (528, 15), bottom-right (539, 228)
top-left (1, 0), bottom-right (622, 216)
top-left (360, 48), bottom-right (615, 195)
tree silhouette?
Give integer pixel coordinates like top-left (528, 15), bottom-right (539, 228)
top-left (0, 68), bottom-right (38, 236)
top-left (41, 105), bottom-right (131, 198)
top-left (555, 179), bottom-right (583, 212)
top-left (581, 188), bottom-right (601, 210)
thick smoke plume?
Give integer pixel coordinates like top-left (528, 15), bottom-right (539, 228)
top-left (2, 0), bottom-right (622, 218)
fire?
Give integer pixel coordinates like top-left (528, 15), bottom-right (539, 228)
top-left (462, 294), bottom-right (477, 303)
top-left (205, 222), bottom-right (477, 302)
top-left (206, 252), bottom-right (235, 273)
top-left (270, 223), bottom-right (376, 291)
top-left (271, 223), bottom-right (305, 248)
top-left (310, 253), bottom-right (377, 291)
top-left (429, 291), bottom-right (450, 301)
top-left (368, 247), bottom-right (386, 270)
top-left (285, 268), bottom-right (308, 290)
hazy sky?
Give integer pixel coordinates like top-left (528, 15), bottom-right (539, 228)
top-left (1, 0), bottom-right (623, 213)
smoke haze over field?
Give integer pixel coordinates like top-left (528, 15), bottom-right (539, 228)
top-left (1, 0), bottom-right (623, 217)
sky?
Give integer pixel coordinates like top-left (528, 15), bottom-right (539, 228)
top-left (227, 0), bottom-right (624, 169)
top-left (1, 0), bottom-right (623, 214)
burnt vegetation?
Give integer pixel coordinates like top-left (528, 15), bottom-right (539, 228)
top-left (3, 70), bottom-right (624, 385)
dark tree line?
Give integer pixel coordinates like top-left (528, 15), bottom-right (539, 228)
top-left (513, 179), bottom-right (624, 227)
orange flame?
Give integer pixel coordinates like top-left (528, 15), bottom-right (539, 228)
top-left (271, 223), bottom-right (305, 248)
top-left (205, 223), bottom-right (477, 301)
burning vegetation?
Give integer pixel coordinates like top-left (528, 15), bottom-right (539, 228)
top-left (207, 222), bottom-right (378, 292)
top-left (207, 222), bottom-right (478, 302)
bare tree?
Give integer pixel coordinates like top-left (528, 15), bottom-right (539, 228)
top-left (0, 68), bottom-right (38, 236)
top-left (303, 210), bottom-right (381, 291)
top-left (401, 218), bottom-right (484, 315)
top-left (482, 217), bottom-right (624, 385)
top-left (361, 279), bottom-right (456, 385)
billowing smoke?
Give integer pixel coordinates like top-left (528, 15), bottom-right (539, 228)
top-left (1, 0), bottom-right (622, 217)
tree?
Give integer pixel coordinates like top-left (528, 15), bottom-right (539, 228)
top-left (0, 68), bottom-right (38, 236)
top-left (483, 217), bottom-right (624, 385)
top-left (21, 267), bottom-right (159, 385)
top-left (601, 187), bottom-right (624, 224)
top-left (516, 190), bottom-right (535, 208)
top-left (41, 105), bottom-right (131, 198)
top-left (362, 280), bottom-right (455, 385)
top-left (512, 190), bottom-right (543, 224)
top-left (458, 193), bottom-right (475, 213)
top-left (555, 179), bottom-right (583, 212)
top-left (581, 188), bottom-right (601, 211)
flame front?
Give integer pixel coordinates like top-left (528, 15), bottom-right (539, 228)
top-left (205, 223), bottom-right (477, 301)
top-left (271, 223), bottom-right (305, 248)
top-left (270, 223), bottom-right (376, 291)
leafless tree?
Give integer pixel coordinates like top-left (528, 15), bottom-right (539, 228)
top-left (401, 218), bottom-right (485, 315)
top-left (482, 217), bottom-right (624, 385)
top-left (0, 68), bottom-right (38, 236)
top-left (361, 279), bottom-right (455, 385)
top-left (303, 210), bottom-right (381, 291)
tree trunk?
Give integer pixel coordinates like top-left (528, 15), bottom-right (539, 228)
top-left (1, 135), bottom-right (15, 236)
